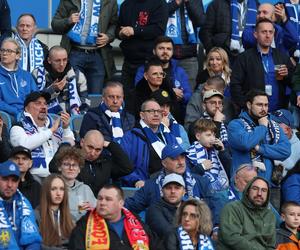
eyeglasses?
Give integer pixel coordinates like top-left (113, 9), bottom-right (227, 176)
top-left (250, 185), bottom-right (268, 193)
top-left (142, 109), bottom-right (163, 115)
top-left (205, 100), bottom-right (223, 106)
top-left (61, 162), bottom-right (79, 169)
top-left (182, 212), bottom-right (199, 220)
top-left (151, 72), bottom-right (166, 78)
top-left (0, 48), bottom-right (18, 55)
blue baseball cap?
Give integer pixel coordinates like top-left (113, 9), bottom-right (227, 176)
top-left (272, 109), bottom-right (295, 128)
top-left (161, 144), bottom-right (185, 160)
top-left (0, 160), bottom-right (20, 178)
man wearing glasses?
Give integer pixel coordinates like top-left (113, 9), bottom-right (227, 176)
top-left (120, 99), bottom-right (177, 188)
top-left (0, 38), bottom-right (37, 120)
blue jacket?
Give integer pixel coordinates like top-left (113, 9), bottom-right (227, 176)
top-left (134, 59), bottom-right (192, 104)
top-left (120, 127), bottom-right (178, 186)
top-left (79, 106), bottom-right (135, 141)
top-left (228, 111), bottom-right (291, 182)
top-left (242, 22), bottom-right (298, 55)
top-left (281, 173), bottom-right (300, 204)
top-left (0, 65), bottom-right (37, 118)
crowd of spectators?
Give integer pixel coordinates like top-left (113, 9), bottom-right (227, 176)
top-left (2, 0), bottom-right (300, 248)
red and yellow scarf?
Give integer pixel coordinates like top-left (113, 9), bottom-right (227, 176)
top-left (86, 208), bottom-right (149, 250)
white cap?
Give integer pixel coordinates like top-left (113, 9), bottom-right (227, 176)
top-left (162, 173), bottom-right (185, 188)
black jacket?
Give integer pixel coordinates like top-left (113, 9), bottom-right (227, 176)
top-left (230, 47), bottom-right (294, 110)
top-left (116, 0), bottom-right (168, 64)
top-left (69, 211), bottom-right (165, 250)
top-left (79, 106), bottom-right (135, 140)
top-left (0, 123), bottom-right (11, 163)
top-left (145, 198), bottom-right (177, 238)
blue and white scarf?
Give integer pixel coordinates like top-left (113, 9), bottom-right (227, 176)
top-left (165, 0), bottom-right (198, 44)
top-left (14, 34), bottom-right (44, 72)
top-left (169, 114), bottom-right (183, 144)
top-left (0, 190), bottom-right (41, 249)
top-left (36, 66), bottom-right (82, 114)
top-left (284, 0), bottom-right (300, 57)
top-left (156, 169), bottom-right (197, 198)
top-left (230, 0), bottom-right (257, 52)
top-left (20, 112), bottom-right (63, 170)
top-left (177, 226), bottom-right (214, 250)
top-left (100, 101), bottom-right (124, 143)
top-left (140, 119), bottom-right (171, 158)
top-left (186, 141), bottom-right (229, 191)
top-left (202, 112), bottom-right (228, 145)
top-left (67, 0), bottom-right (101, 44)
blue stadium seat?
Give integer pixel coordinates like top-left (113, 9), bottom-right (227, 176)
top-left (70, 115), bottom-right (84, 142)
top-left (88, 94), bottom-right (102, 108)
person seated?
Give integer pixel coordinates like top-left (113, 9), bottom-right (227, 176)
top-left (196, 47), bottom-right (231, 92)
top-left (146, 173), bottom-right (186, 238)
top-left (35, 174), bottom-right (74, 249)
top-left (14, 13), bottom-right (48, 72)
top-left (10, 146), bottom-right (41, 209)
top-left (0, 160), bottom-right (41, 249)
top-left (0, 38), bottom-right (37, 120)
top-left (186, 119), bottom-right (229, 192)
top-left (56, 145), bottom-right (96, 222)
top-left (32, 45), bottom-right (90, 115)
top-left (151, 89), bottom-right (190, 150)
top-left (120, 99), bottom-right (177, 187)
top-left (164, 199), bottom-right (214, 249)
top-left (10, 91), bottom-right (74, 182)
top-left (79, 81), bottom-right (135, 142)
top-left (0, 113), bottom-right (11, 162)
top-left (276, 201), bottom-right (300, 249)
top-left (69, 184), bottom-right (165, 250)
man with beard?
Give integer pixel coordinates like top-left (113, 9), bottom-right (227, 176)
top-left (218, 176), bottom-right (276, 249)
top-left (32, 46), bottom-right (90, 115)
top-left (10, 91), bottom-right (74, 182)
top-left (228, 89), bottom-right (290, 182)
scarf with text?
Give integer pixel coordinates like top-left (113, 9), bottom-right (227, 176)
top-left (230, 0), bottom-right (257, 51)
top-left (100, 101), bottom-right (124, 143)
top-left (67, 0), bottom-right (101, 44)
top-left (165, 0), bottom-right (198, 44)
top-left (86, 208), bottom-right (149, 250)
top-left (186, 141), bottom-right (229, 191)
top-left (156, 169), bottom-right (197, 198)
top-left (140, 119), bottom-right (172, 158)
top-left (15, 34), bottom-right (44, 72)
top-left (20, 112), bottom-right (63, 170)
top-left (35, 66), bottom-right (81, 114)
top-left (177, 226), bottom-right (214, 250)
top-left (0, 190), bottom-right (41, 249)
top-left (169, 114), bottom-right (183, 144)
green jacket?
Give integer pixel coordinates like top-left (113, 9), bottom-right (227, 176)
top-left (217, 176), bottom-right (276, 250)
top-left (51, 0), bottom-right (118, 79)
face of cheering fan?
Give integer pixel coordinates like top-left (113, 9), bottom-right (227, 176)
top-left (25, 97), bottom-right (48, 123)
top-left (181, 204), bottom-right (199, 234)
top-left (102, 86), bottom-right (124, 112)
top-left (50, 177), bottom-right (65, 207)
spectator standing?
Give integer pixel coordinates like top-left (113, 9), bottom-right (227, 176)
top-left (0, 113), bottom-right (11, 163)
top-left (0, 0), bottom-right (11, 45)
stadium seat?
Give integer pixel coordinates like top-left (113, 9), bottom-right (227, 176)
top-left (70, 115), bottom-right (84, 142)
top-left (88, 94), bottom-right (102, 108)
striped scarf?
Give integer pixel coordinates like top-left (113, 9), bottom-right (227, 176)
top-left (165, 0), bottom-right (198, 44)
top-left (169, 114), bottom-right (182, 144)
top-left (100, 101), bottom-right (124, 143)
top-left (67, 0), bottom-right (101, 45)
top-left (186, 141), bottom-right (229, 191)
top-left (177, 226), bottom-right (214, 250)
top-left (230, 0), bottom-right (257, 52)
top-left (14, 34), bottom-right (44, 72)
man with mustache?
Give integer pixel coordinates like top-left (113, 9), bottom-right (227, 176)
top-left (228, 89), bottom-right (291, 183)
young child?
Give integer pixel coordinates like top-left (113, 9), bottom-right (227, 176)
top-left (276, 202), bottom-right (300, 249)
top-left (186, 118), bottom-right (229, 191)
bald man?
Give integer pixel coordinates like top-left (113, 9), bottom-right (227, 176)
top-left (50, 130), bottom-right (133, 195)
top-left (242, 3), bottom-right (298, 54)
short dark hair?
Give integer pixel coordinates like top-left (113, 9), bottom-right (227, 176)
top-left (206, 76), bottom-right (226, 88)
top-left (144, 57), bottom-right (163, 72)
top-left (17, 13), bottom-right (37, 25)
top-left (100, 184), bottom-right (125, 200)
top-left (154, 36), bottom-right (174, 48)
top-left (245, 89), bottom-right (268, 103)
top-left (255, 18), bottom-right (274, 31)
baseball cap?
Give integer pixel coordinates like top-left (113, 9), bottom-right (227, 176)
top-left (10, 146), bottom-right (32, 159)
top-left (0, 160), bottom-right (20, 178)
top-left (161, 144), bottom-right (185, 160)
top-left (272, 109), bottom-right (295, 128)
top-left (150, 89), bottom-right (172, 106)
top-left (162, 173), bottom-right (185, 188)
top-left (24, 91), bottom-right (51, 107)
top-left (203, 89), bottom-right (224, 102)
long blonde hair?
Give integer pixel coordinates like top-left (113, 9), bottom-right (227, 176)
top-left (205, 47), bottom-right (231, 85)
